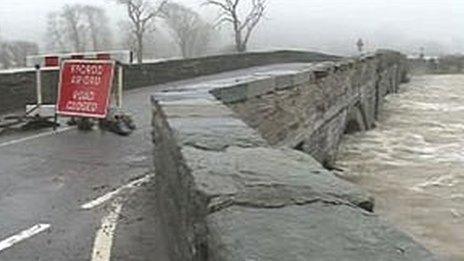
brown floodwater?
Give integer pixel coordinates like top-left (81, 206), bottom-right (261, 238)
top-left (336, 75), bottom-right (464, 260)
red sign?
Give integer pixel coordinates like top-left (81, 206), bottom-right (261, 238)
top-left (57, 60), bottom-right (115, 118)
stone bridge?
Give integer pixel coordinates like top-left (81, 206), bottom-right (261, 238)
top-left (0, 50), bottom-right (437, 261)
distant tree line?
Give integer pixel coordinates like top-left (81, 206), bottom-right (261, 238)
top-left (0, 0), bottom-right (267, 68)
top-left (46, 4), bottom-right (113, 52)
top-left (0, 41), bottom-right (38, 69)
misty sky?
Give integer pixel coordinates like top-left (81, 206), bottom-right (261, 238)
top-left (0, 0), bottom-right (463, 55)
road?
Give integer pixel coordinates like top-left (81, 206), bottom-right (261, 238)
top-left (0, 63), bottom-right (311, 261)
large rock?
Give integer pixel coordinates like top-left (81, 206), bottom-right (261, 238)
top-left (208, 204), bottom-right (434, 261)
top-left (183, 146), bottom-right (373, 212)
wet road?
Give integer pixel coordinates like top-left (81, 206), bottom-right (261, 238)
top-left (337, 75), bottom-right (464, 261)
top-left (0, 63), bottom-right (312, 261)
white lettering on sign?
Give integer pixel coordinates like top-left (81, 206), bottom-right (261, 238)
top-left (66, 64), bottom-right (104, 112)
top-left (70, 64), bottom-right (104, 76)
top-left (72, 90), bottom-right (95, 101)
top-left (65, 101), bottom-right (98, 112)
top-left (70, 64), bottom-right (104, 87)
top-left (71, 75), bottom-right (103, 86)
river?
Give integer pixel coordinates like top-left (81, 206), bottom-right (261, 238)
top-left (336, 75), bottom-right (464, 260)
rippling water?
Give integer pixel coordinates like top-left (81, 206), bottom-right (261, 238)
top-left (337, 75), bottom-right (464, 260)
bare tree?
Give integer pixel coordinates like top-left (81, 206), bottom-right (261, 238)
top-left (82, 6), bottom-right (113, 51)
top-left (46, 5), bottom-right (113, 53)
top-left (118, 20), bottom-right (157, 59)
top-left (204, 0), bottom-right (266, 53)
top-left (119, 21), bottom-right (138, 52)
top-left (116, 0), bottom-right (167, 63)
top-left (62, 4), bottom-right (85, 52)
top-left (162, 2), bottom-right (213, 58)
top-left (46, 12), bottom-right (68, 52)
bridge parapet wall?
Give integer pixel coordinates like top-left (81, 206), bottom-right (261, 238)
top-left (410, 55), bottom-right (464, 74)
top-left (218, 50), bottom-right (408, 166)
top-left (0, 50), bottom-right (340, 114)
top-left (150, 50), bottom-right (436, 261)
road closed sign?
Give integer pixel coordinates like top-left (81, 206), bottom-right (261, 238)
top-left (57, 60), bottom-right (115, 118)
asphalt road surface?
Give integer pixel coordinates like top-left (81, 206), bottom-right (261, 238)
top-left (0, 63), bottom-right (311, 261)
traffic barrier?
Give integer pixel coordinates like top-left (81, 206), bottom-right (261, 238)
top-left (26, 50), bottom-right (133, 68)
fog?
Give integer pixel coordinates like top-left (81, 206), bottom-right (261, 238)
top-left (0, 0), bottom-right (462, 56)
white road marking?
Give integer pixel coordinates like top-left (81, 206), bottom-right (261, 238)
top-left (0, 224), bottom-right (51, 253)
top-left (81, 174), bottom-right (153, 210)
top-left (89, 174), bottom-right (153, 260)
top-left (0, 127), bottom-right (74, 149)
top-left (91, 201), bottom-right (123, 261)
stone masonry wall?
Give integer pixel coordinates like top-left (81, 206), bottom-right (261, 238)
top-left (0, 69), bottom-right (59, 113)
top-left (151, 50), bottom-right (436, 260)
top-left (410, 55), bottom-right (464, 75)
top-left (0, 50), bottom-right (340, 114)
top-left (217, 50), bottom-right (408, 167)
